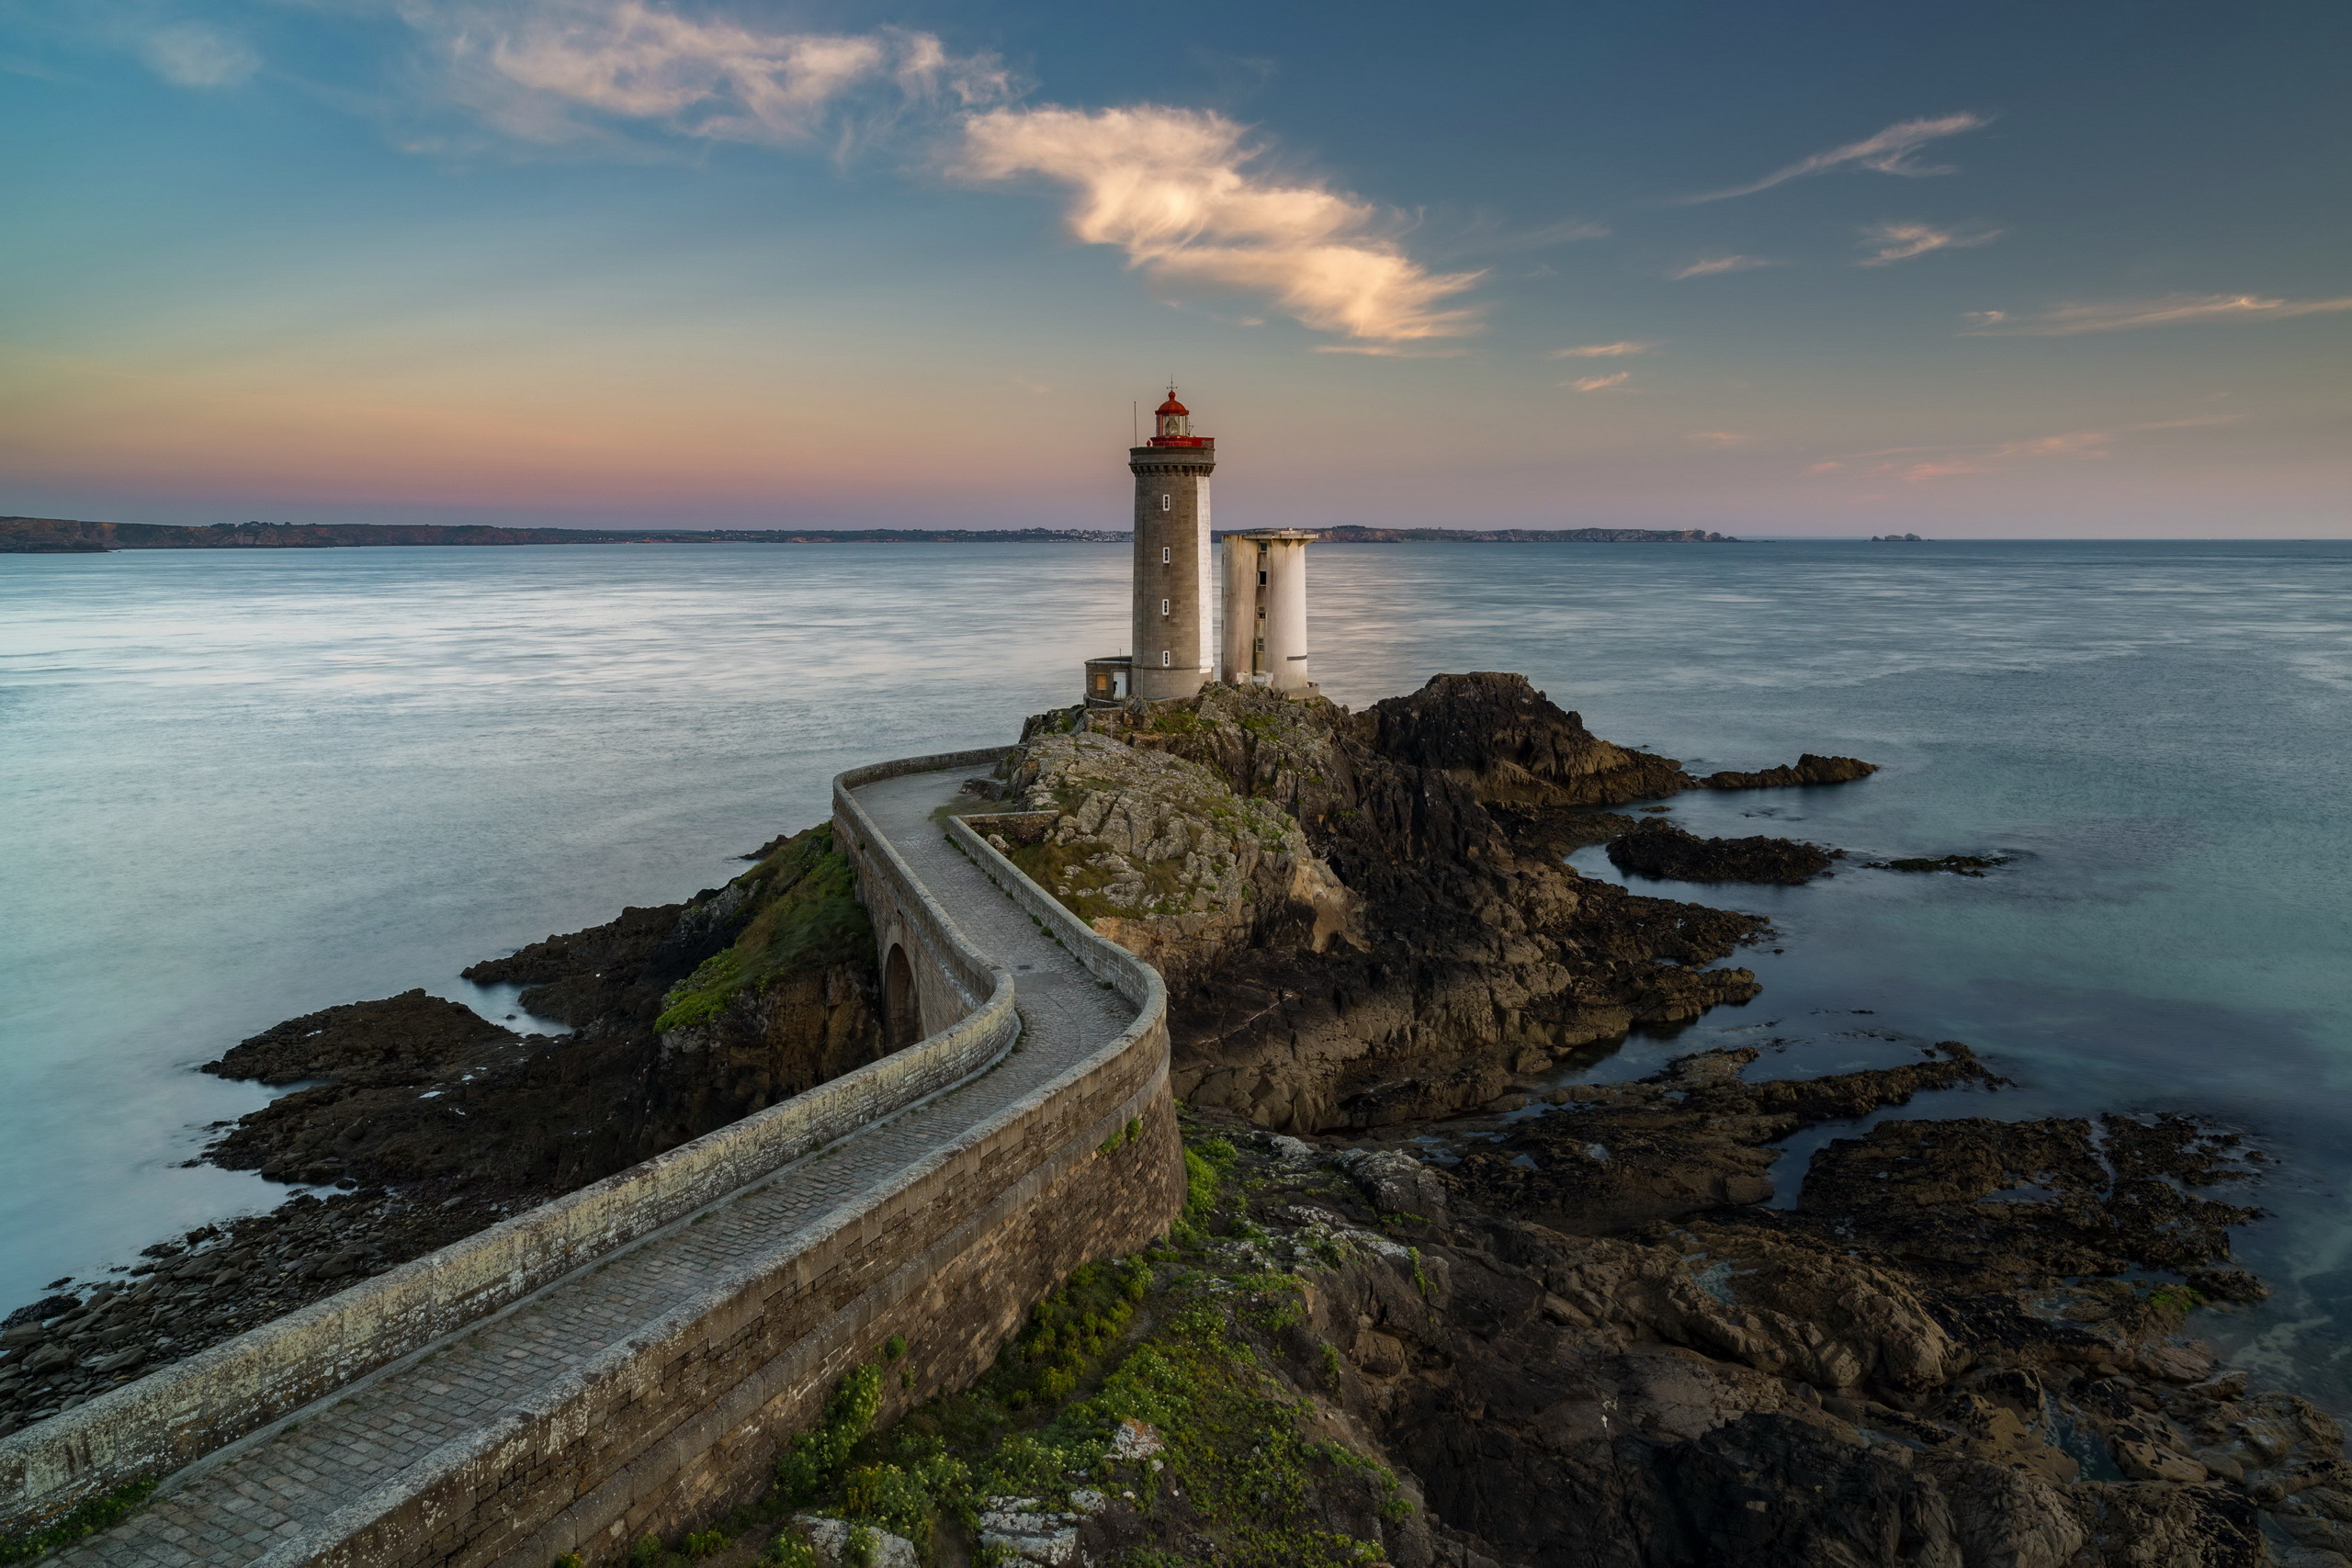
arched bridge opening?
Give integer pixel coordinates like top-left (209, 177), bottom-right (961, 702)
top-left (882, 942), bottom-right (921, 1050)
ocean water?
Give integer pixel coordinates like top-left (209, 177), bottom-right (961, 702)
top-left (3, 539), bottom-right (2348, 1399)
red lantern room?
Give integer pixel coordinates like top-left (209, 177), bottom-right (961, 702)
top-left (1148, 387), bottom-right (1209, 447)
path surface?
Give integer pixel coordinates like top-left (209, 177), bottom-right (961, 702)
top-left (59, 768), bottom-right (1130, 1568)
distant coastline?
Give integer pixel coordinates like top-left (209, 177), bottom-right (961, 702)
top-left (1, 515), bottom-right (1737, 554)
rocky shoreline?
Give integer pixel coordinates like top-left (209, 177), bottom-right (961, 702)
top-left (573, 1078), bottom-right (2317, 1568)
top-left (1, 824), bottom-right (887, 1437)
top-left (5, 672), bottom-right (2335, 1568)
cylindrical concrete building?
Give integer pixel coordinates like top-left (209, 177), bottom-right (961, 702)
top-left (1260, 532), bottom-right (1312, 692)
top-left (1219, 529), bottom-right (1316, 694)
top-left (1218, 534), bottom-right (1258, 682)
top-left (1128, 391), bottom-right (1216, 701)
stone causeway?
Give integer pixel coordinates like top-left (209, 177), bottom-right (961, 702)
top-left (2, 751), bottom-right (1183, 1566)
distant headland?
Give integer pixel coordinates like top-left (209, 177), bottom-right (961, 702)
top-left (0, 515), bottom-right (1737, 554)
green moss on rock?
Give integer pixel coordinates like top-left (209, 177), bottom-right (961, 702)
top-left (655, 824), bottom-right (874, 1034)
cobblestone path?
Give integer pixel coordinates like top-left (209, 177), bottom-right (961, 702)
top-left (58, 768), bottom-right (1132, 1567)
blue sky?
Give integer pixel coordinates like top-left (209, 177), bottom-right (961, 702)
top-left (2, 0), bottom-right (2346, 535)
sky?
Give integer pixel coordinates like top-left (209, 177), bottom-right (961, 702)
top-left (1, 0), bottom-right (2346, 537)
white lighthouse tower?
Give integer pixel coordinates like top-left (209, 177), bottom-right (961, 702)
top-left (1125, 389), bottom-right (1216, 701)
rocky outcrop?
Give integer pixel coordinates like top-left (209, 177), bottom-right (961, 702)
top-left (991, 730), bottom-right (1355, 991)
top-left (1442, 1043), bottom-right (1997, 1233)
top-left (1356, 671), bottom-right (1694, 807)
top-left (198, 826), bottom-right (881, 1199)
top-left (1693, 752), bottom-right (1880, 790)
top-left (1605, 819), bottom-right (1838, 885)
top-left (633, 824), bottom-right (886, 1143)
top-left (1798, 1111), bottom-right (2262, 1288)
top-left (992, 675), bottom-right (1881, 1132)
top-left (202, 989), bottom-right (509, 1087)
top-left (1251, 1089), bottom-right (2302, 1568)
top-left (1869, 852), bottom-right (2012, 876)
top-left (813, 1081), bottom-right (2315, 1568)
top-left (1, 826), bottom-right (880, 1431)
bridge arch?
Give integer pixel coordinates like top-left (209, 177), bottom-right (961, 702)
top-left (1, 749), bottom-right (1181, 1565)
top-left (882, 942), bottom-right (920, 1048)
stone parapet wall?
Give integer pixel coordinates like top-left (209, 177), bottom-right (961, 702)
top-left (944, 818), bottom-right (1152, 999)
top-left (0, 753), bottom-right (1022, 1534)
top-left (831, 750), bottom-right (1012, 1039)
top-left (4, 750), bottom-right (1185, 1568)
top-left (300, 768), bottom-right (1180, 1564)
top-left (353, 953), bottom-right (1175, 1565)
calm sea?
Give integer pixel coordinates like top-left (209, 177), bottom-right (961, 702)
top-left (3, 540), bottom-right (2348, 1398)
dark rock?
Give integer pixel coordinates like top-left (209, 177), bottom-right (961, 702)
top-left (1447, 1043), bottom-right (1999, 1233)
top-left (1, 825), bottom-right (883, 1432)
top-left (1694, 753), bottom-right (1879, 790)
top-left (997, 1107), bottom-right (2308, 1568)
top-left (1355, 671), bottom-right (1691, 807)
top-left (1015, 677), bottom-right (1790, 1131)
top-left (1798, 1111), bottom-right (2258, 1287)
top-left (1605, 819), bottom-right (1837, 884)
top-left (2186, 1269), bottom-right (2270, 1304)
top-left (2, 1295), bottom-right (76, 1330)
top-left (204, 989), bottom-right (509, 1088)
top-left (1868, 853), bottom-right (2012, 876)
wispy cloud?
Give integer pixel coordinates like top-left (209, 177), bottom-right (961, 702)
top-left (1810, 416), bottom-right (2233, 480)
top-left (389, 3), bottom-right (1479, 343)
top-left (1685, 112), bottom-right (1990, 202)
top-left (1311, 344), bottom-right (1471, 357)
top-left (1669, 254), bottom-right (1776, 280)
top-left (401, 0), bottom-right (1008, 150)
top-left (1857, 220), bottom-right (2001, 266)
top-left (1686, 431), bottom-right (1751, 446)
top-left (1962, 293), bottom-right (2352, 336)
top-left (140, 23), bottom-right (261, 88)
top-left (958, 106), bottom-right (1484, 342)
top-left (1562, 371), bottom-right (1631, 391)
top-left (1551, 341), bottom-right (1655, 358)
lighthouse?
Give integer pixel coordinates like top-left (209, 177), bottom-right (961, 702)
top-left (1126, 389), bottom-right (1216, 701)
top-left (1080, 389), bottom-right (1318, 708)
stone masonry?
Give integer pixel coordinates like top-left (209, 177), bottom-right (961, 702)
top-left (23, 758), bottom-right (1182, 1566)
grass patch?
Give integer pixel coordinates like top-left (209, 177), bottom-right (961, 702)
top-left (1171, 1136), bottom-right (1239, 1247)
top-left (0, 1478), bottom-right (158, 1564)
top-left (827, 1128), bottom-right (1393, 1566)
top-left (625, 1131), bottom-right (1404, 1566)
top-left (655, 823), bottom-right (875, 1033)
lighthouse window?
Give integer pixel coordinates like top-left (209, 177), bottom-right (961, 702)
top-left (1160, 494), bottom-right (1171, 511)
top-left (1160, 598), bottom-right (1170, 615)
top-left (1161, 547), bottom-right (1170, 564)
top-left (1257, 570), bottom-right (1267, 586)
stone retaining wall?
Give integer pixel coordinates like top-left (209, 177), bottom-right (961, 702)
top-left (0, 752), bottom-right (1023, 1533)
top-left (304, 766), bottom-right (1181, 1564)
top-left (831, 750), bottom-right (1011, 1041)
